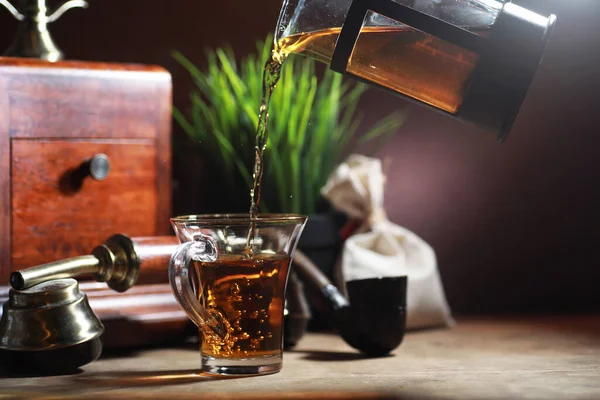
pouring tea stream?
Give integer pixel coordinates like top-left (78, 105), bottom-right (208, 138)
top-left (0, 0), bottom-right (558, 377)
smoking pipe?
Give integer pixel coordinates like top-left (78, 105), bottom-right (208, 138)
top-left (292, 250), bottom-right (407, 357)
top-left (0, 235), bottom-right (178, 374)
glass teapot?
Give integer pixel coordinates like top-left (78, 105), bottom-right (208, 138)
top-left (275, 0), bottom-right (557, 140)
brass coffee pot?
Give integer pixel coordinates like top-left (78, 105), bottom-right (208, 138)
top-left (0, 0), bottom-right (88, 61)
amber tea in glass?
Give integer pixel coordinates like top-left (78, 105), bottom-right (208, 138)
top-left (169, 214), bottom-right (306, 376)
top-left (192, 253), bottom-right (289, 360)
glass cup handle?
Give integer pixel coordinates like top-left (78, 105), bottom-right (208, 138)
top-left (168, 236), bottom-right (228, 339)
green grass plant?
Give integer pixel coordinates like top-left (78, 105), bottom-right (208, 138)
top-left (174, 35), bottom-right (405, 214)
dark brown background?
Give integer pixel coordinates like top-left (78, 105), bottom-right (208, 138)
top-left (1, 0), bottom-right (598, 314)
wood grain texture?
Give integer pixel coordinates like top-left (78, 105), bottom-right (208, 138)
top-left (132, 236), bottom-right (179, 285)
top-left (82, 282), bottom-right (191, 348)
top-left (6, 76), bottom-right (159, 140)
top-left (0, 57), bottom-right (165, 72)
top-left (0, 57), bottom-right (170, 140)
top-left (0, 59), bottom-right (172, 278)
top-left (11, 140), bottom-right (158, 270)
top-left (155, 73), bottom-right (172, 235)
top-left (0, 77), bottom-right (9, 284)
top-left (0, 316), bottom-right (598, 398)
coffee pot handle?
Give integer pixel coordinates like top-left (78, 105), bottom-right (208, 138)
top-left (168, 237), bottom-right (229, 340)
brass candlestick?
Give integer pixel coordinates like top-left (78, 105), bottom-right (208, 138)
top-left (0, 0), bottom-right (88, 61)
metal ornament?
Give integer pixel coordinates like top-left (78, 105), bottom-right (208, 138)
top-left (0, 0), bottom-right (88, 61)
top-left (10, 234), bottom-right (142, 293)
top-left (0, 234), bottom-right (150, 372)
top-left (0, 278), bottom-right (104, 373)
top-left (0, 278), bottom-right (104, 351)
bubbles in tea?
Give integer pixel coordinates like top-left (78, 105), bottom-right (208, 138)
top-left (193, 253), bottom-right (290, 359)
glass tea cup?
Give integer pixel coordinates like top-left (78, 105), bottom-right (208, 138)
top-left (168, 214), bottom-right (307, 376)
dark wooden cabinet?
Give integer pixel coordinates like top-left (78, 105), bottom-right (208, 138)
top-left (0, 57), bottom-right (172, 281)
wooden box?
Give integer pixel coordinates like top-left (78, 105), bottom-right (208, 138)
top-left (0, 57), bottom-right (172, 280)
top-left (0, 58), bottom-right (190, 347)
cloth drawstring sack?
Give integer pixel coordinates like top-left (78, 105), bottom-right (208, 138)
top-left (321, 154), bottom-right (454, 329)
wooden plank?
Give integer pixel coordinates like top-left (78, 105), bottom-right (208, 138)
top-left (0, 57), bottom-right (165, 72)
top-left (0, 58), bottom-right (171, 140)
top-left (0, 316), bottom-right (599, 398)
top-left (0, 76), bottom-right (10, 283)
top-left (83, 282), bottom-right (191, 348)
top-left (6, 74), bottom-right (157, 140)
top-left (155, 73), bottom-right (172, 234)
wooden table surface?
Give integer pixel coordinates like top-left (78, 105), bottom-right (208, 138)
top-left (1, 316), bottom-right (599, 399)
